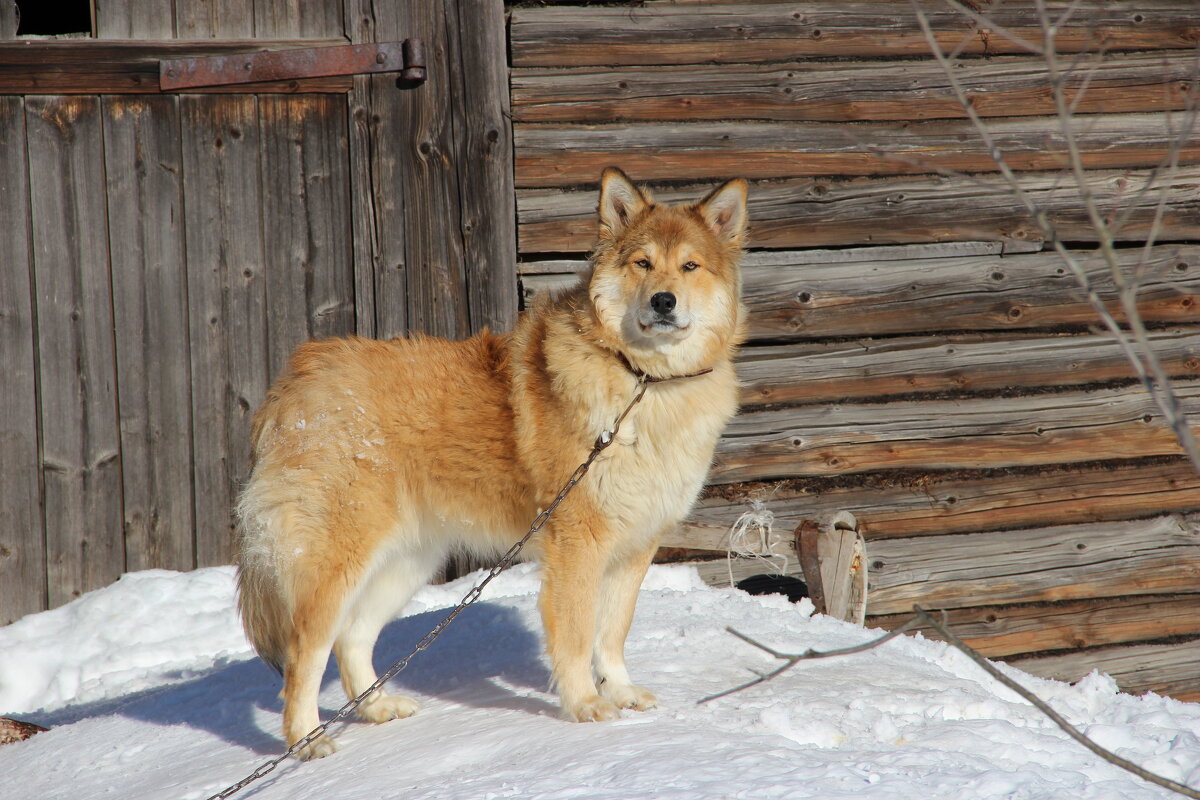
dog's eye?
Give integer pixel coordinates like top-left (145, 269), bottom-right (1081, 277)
top-left (634, 258), bottom-right (652, 270)
top-left (682, 261), bottom-right (700, 272)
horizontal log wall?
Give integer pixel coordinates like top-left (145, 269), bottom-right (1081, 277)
top-left (512, 0), bottom-right (1200, 699)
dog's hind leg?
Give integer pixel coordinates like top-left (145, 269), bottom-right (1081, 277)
top-left (594, 542), bottom-right (659, 711)
top-left (282, 571), bottom-right (347, 760)
top-left (333, 541), bottom-right (446, 725)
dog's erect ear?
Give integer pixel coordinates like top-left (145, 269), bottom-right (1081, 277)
top-left (598, 167), bottom-right (651, 240)
top-left (696, 178), bottom-right (749, 246)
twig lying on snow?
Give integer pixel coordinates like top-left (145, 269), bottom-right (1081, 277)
top-left (697, 616), bottom-right (923, 705)
top-left (702, 607), bottom-right (1200, 800)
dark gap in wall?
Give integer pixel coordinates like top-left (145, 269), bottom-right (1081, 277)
top-left (17, 0), bottom-right (91, 36)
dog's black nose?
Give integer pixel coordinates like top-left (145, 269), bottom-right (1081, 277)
top-left (650, 292), bottom-right (676, 315)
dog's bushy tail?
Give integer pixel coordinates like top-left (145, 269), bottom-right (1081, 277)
top-left (235, 495), bottom-right (291, 675)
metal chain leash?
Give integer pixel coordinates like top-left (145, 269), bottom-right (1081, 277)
top-left (205, 377), bottom-right (652, 800)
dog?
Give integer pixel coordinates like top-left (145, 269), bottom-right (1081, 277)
top-left (236, 167), bottom-right (748, 759)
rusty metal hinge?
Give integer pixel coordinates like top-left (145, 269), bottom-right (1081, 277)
top-left (159, 39), bottom-right (426, 90)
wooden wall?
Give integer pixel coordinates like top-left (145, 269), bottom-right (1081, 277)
top-left (511, 1), bottom-right (1200, 700)
top-left (0, 0), bottom-right (515, 623)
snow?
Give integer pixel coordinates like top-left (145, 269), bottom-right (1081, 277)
top-left (1, 563), bottom-right (1198, 799)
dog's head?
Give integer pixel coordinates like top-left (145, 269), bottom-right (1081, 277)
top-left (588, 168), bottom-right (748, 371)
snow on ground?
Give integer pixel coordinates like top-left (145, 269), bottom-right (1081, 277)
top-left (1, 563), bottom-right (1198, 799)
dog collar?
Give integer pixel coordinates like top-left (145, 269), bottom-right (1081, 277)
top-left (615, 351), bottom-right (714, 384)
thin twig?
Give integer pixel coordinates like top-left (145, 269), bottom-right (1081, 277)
top-left (696, 617), bottom-right (922, 705)
top-left (912, 606), bottom-right (1200, 800)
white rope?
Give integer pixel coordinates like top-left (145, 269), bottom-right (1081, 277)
top-left (724, 499), bottom-right (785, 587)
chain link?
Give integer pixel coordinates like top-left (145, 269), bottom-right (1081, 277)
top-left (205, 378), bottom-right (651, 800)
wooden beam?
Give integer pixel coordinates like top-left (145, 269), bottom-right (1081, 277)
top-left (864, 514), bottom-right (1200, 615)
top-left (735, 329), bottom-right (1200, 407)
top-left (712, 380), bottom-right (1200, 483)
top-left (868, 595), bottom-right (1200, 659)
top-left (1007, 638), bottom-right (1200, 701)
top-left (673, 458), bottom-right (1200, 548)
top-left (0, 40), bottom-right (352, 94)
top-left (102, 95), bottom-right (195, 574)
top-left (516, 166), bottom-right (1200, 253)
top-left (513, 52), bottom-right (1200, 124)
top-left (511, 2), bottom-right (1200, 67)
top-left (26, 96), bottom-right (124, 605)
top-left (514, 113), bottom-right (1200, 188)
top-left (0, 96), bottom-right (43, 623)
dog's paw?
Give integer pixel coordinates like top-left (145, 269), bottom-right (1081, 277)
top-left (565, 695), bottom-right (621, 723)
top-left (292, 734), bottom-right (338, 761)
top-left (601, 682), bottom-right (658, 711)
top-left (356, 694), bottom-right (420, 724)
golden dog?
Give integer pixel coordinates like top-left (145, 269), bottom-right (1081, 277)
top-left (236, 168), bottom-right (747, 758)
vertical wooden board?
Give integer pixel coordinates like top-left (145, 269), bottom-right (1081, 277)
top-left (175, 0), bottom-right (252, 39)
top-left (345, 76), bottom-right (383, 339)
top-left (254, 0), bottom-right (345, 38)
top-left (259, 94), bottom-right (356, 378)
top-left (374, 0), bottom-right (469, 339)
top-left (102, 95), bottom-right (195, 574)
top-left (96, 0), bottom-right (175, 37)
top-left (181, 94), bottom-right (268, 567)
top-left (448, 0), bottom-right (518, 334)
top-left (0, 98), bottom-right (44, 623)
top-left (26, 96), bottom-right (124, 607)
top-left (0, 0), bottom-right (17, 39)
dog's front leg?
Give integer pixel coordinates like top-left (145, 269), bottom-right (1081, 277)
top-left (593, 542), bottom-right (659, 712)
top-left (540, 520), bottom-right (620, 722)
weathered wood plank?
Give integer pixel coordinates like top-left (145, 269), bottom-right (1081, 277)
top-left (102, 95), bottom-right (195, 574)
top-left (513, 52), bottom-right (1200, 124)
top-left (449, 0), bottom-right (518, 334)
top-left (0, 0), bottom-right (15, 39)
top-left (254, 0), bottom-right (345, 38)
top-left (181, 95), bottom-right (268, 567)
top-left (511, 2), bottom-right (1200, 67)
top-left (714, 380), bottom-right (1200, 483)
top-left (514, 113), bottom-right (1200, 188)
top-left (868, 595), bottom-right (1200, 659)
top-left (864, 514), bottom-right (1200, 615)
top-left (736, 329), bottom-right (1200, 407)
top-left (1007, 638), bottom-right (1200, 701)
top-left (517, 166), bottom-right (1200, 253)
top-left (0, 40), bottom-right (352, 95)
top-left (259, 94), bottom-right (356, 379)
top-left (0, 97), bottom-right (43, 623)
top-left (672, 458), bottom-right (1200, 549)
top-left (176, 0), bottom-right (252, 39)
top-left (525, 244), bottom-right (1200, 341)
top-left (26, 96), bottom-right (124, 606)
top-left (372, 0), bottom-right (469, 339)
top-left (96, 0), bottom-right (175, 38)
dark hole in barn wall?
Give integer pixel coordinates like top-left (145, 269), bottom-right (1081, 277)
top-left (16, 0), bottom-right (92, 36)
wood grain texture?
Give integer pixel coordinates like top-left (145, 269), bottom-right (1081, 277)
top-left (181, 95), bottom-right (268, 567)
top-left (511, 2), bottom-right (1200, 67)
top-left (176, 0), bottom-right (252, 39)
top-left (735, 329), bottom-right (1200, 407)
top-left (0, 40), bottom-right (352, 95)
top-left (449, 0), bottom-right (518, 334)
top-left (26, 96), bottom-right (124, 606)
top-left (373, 0), bottom-right (469, 339)
top-left (259, 94), bottom-right (356, 378)
top-left (0, 97), bottom-right (43, 623)
top-left (524, 244), bottom-right (1199, 341)
top-left (96, 0), bottom-right (175, 38)
top-left (0, 0), bottom-right (15, 39)
top-left (1008, 638), bottom-right (1200, 700)
top-left (712, 380), bottom-right (1200, 483)
top-left (102, 95), bottom-right (195, 573)
top-left (868, 595), bottom-right (1200, 659)
top-left (671, 458), bottom-right (1200, 548)
top-left (514, 113), bottom-right (1200, 188)
top-left (513, 52), bottom-right (1200, 124)
top-left (865, 514), bottom-right (1200, 615)
top-left (516, 166), bottom-right (1200, 253)
top-left (254, 0), bottom-right (345, 38)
